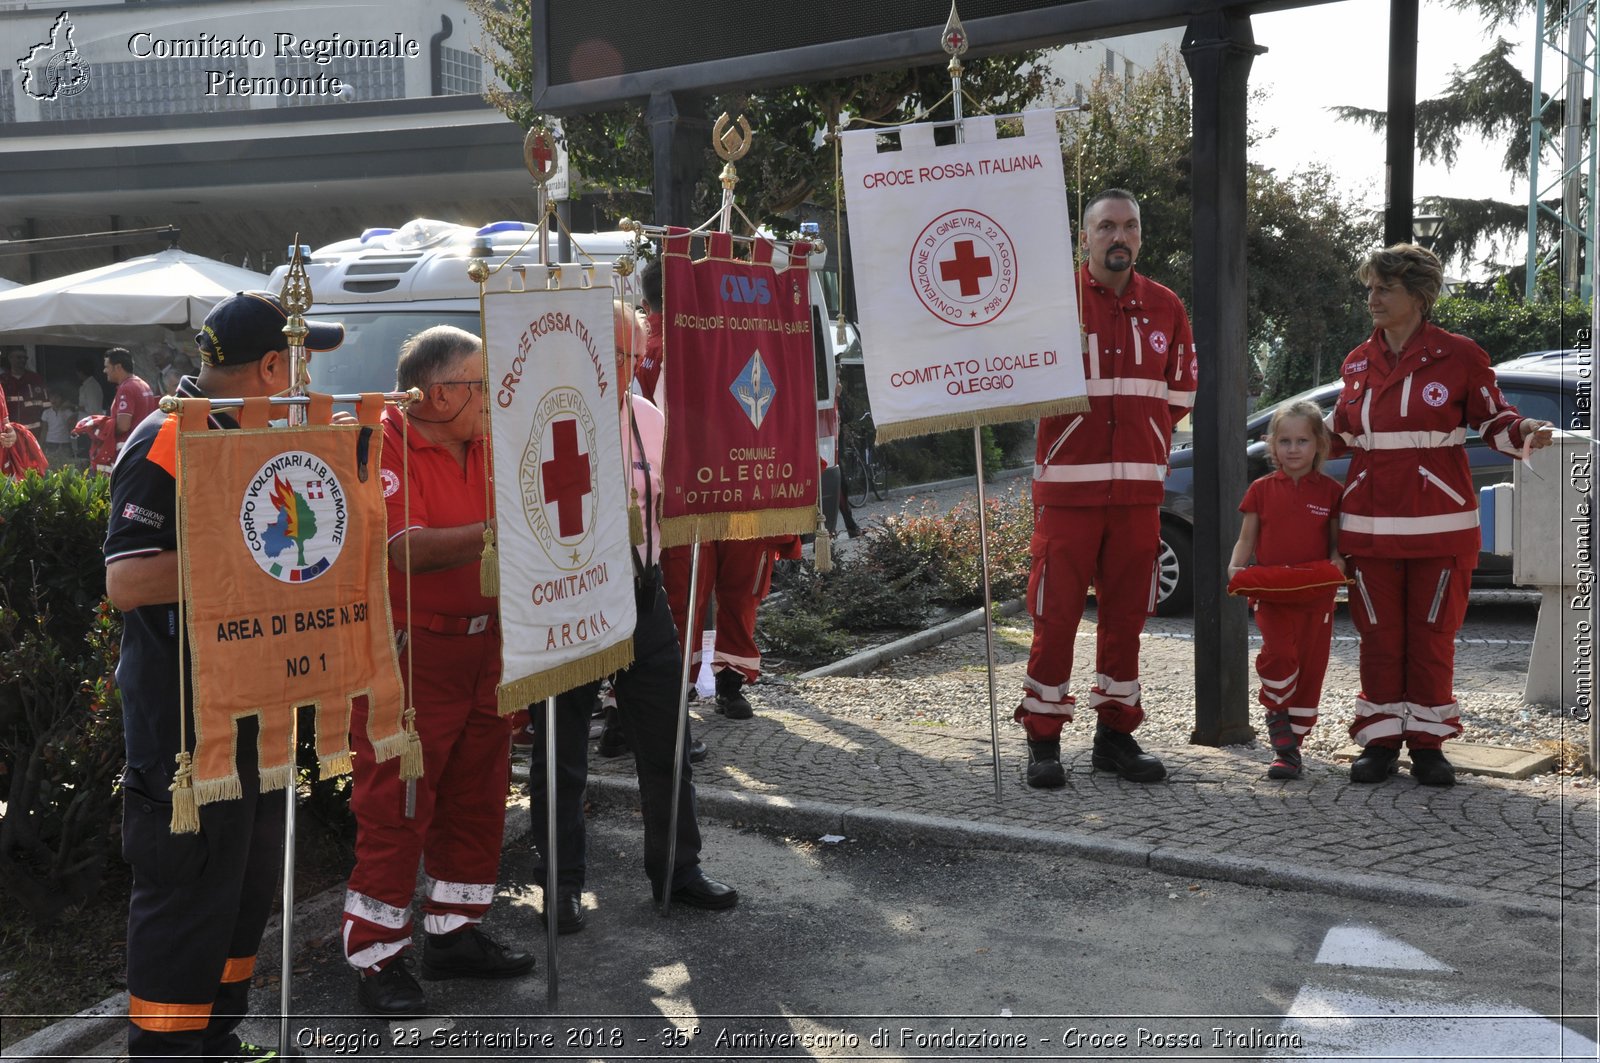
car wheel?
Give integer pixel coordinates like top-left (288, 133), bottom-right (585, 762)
top-left (1155, 522), bottom-right (1193, 617)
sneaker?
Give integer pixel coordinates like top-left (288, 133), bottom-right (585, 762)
top-left (1090, 724), bottom-right (1167, 783)
top-left (1267, 747), bottom-right (1303, 780)
top-left (1349, 743), bottom-right (1400, 783)
top-left (229, 1041), bottom-right (280, 1062)
top-left (356, 956), bottom-right (426, 1016)
top-left (420, 925), bottom-right (534, 981)
top-left (1025, 739), bottom-right (1066, 789)
top-left (714, 671), bottom-right (754, 720)
top-left (1409, 747), bottom-right (1457, 787)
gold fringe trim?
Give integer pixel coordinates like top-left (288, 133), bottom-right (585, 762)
top-left (479, 526), bottom-right (500, 597)
top-left (168, 751), bottom-right (200, 834)
top-left (658, 506), bottom-right (816, 550)
top-left (257, 764), bottom-right (294, 795)
top-left (496, 638), bottom-right (636, 713)
top-left (872, 396), bottom-right (1092, 445)
top-left (319, 750), bottom-right (354, 779)
top-left (369, 729), bottom-right (410, 765)
top-left (192, 773), bottom-right (245, 806)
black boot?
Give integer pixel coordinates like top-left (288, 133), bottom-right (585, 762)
top-left (1349, 743), bottom-right (1400, 783)
top-left (1025, 739), bottom-right (1066, 789)
top-left (1091, 724), bottom-right (1167, 783)
top-left (714, 669), bottom-right (754, 720)
top-left (1409, 747), bottom-right (1456, 787)
top-left (356, 956), bottom-right (426, 1016)
top-left (420, 925), bottom-right (534, 981)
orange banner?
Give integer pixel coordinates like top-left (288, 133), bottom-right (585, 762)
top-left (177, 410), bottom-right (407, 806)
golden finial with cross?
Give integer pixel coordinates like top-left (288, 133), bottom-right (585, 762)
top-left (524, 125), bottom-right (559, 185)
top-left (280, 235), bottom-right (311, 351)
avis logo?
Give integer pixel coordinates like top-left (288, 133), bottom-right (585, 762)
top-left (720, 275), bottom-right (771, 305)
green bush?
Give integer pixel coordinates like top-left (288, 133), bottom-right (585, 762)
top-left (873, 488), bottom-right (1035, 607)
top-left (0, 469), bottom-right (123, 922)
top-left (1432, 291), bottom-right (1592, 364)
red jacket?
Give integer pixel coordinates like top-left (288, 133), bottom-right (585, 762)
top-left (1032, 265), bottom-right (1197, 507)
top-left (1333, 322), bottom-right (1531, 564)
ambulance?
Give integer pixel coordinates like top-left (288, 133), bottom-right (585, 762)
top-left (268, 217), bottom-right (851, 524)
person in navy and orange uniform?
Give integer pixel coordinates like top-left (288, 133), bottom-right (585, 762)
top-left (1017, 188), bottom-right (1198, 787)
top-left (1227, 400), bottom-right (1345, 780)
top-left (1336, 244), bottom-right (1553, 786)
top-left (341, 324), bottom-right (532, 1016)
top-left (104, 291), bottom-right (344, 1062)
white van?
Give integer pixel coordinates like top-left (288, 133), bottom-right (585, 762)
top-left (268, 217), bottom-right (852, 523)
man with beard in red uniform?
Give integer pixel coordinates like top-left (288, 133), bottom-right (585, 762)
top-left (342, 325), bottom-right (532, 1015)
top-left (1017, 189), bottom-right (1198, 788)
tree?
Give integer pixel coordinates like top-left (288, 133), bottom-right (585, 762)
top-left (1330, 3), bottom-right (1591, 282)
top-left (469, 0), bottom-right (1054, 225)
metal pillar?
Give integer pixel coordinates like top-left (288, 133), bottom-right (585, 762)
top-left (647, 91), bottom-right (707, 226)
top-left (1384, 0), bottom-right (1420, 247)
top-left (1182, 11), bottom-right (1260, 746)
top-left (1524, 0), bottom-right (1596, 301)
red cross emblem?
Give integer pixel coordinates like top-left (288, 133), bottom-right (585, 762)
top-left (540, 418), bottom-right (592, 538)
top-left (938, 239), bottom-right (993, 296)
top-left (524, 128), bottom-right (559, 181)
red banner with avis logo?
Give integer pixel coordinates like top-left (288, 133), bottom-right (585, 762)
top-left (659, 229), bottom-right (820, 547)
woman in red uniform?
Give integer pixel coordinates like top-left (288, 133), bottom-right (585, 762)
top-left (1336, 244), bottom-right (1553, 786)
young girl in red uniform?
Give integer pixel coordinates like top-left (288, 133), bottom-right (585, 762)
top-left (1228, 401), bottom-right (1345, 780)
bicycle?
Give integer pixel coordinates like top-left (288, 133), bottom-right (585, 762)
top-left (840, 409), bottom-right (889, 507)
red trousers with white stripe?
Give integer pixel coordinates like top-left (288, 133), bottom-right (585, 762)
top-left (1346, 555), bottom-right (1469, 750)
top-left (662, 539), bottom-right (773, 682)
top-left (1252, 594), bottom-right (1336, 741)
top-left (343, 628), bottom-right (510, 972)
top-left (1018, 504), bottom-right (1159, 740)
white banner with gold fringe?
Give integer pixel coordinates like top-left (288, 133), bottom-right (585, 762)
top-left (840, 109), bottom-right (1087, 442)
top-left (484, 272), bottom-right (636, 710)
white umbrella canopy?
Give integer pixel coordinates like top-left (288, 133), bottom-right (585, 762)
top-left (0, 249), bottom-right (268, 343)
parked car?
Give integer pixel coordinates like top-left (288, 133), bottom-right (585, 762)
top-left (1154, 358), bottom-right (1586, 615)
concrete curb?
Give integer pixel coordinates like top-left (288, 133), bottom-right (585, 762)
top-left (583, 775), bottom-right (1563, 919)
top-left (798, 599), bottom-right (1027, 679)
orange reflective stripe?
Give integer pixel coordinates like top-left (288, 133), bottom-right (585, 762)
top-left (221, 955), bottom-right (256, 983)
top-left (147, 415), bottom-right (179, 477)
top-left (128, 994), bottom-right (211, 1031)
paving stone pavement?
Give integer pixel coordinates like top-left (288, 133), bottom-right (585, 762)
top-left (586, 611), bottom-right (1599, 918)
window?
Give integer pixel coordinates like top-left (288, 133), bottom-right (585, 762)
top-left (439, 46), bottom-right (482, 95)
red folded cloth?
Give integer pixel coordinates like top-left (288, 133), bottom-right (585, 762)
top-left (1, 423), bottom-right (49, 479)
top-left (1227, 560), bottom-right (1348, 603)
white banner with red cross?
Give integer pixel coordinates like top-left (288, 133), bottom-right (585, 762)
top-left (483, 274), bottom-right (636, 709)
top-left (840, 109), bottom-right (1088, 442)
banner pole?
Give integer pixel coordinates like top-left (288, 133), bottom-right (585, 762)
top-left (277, 240), bottom-right (313, 1056)
top-left (942, 2), bottom-right (1004, 797)
top-left (543, 694), bottom-right (560, 1005)
top-left (663, 531), bottom-right (703, 916)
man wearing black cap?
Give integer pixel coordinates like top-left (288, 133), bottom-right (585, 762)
top-left (104, 291), bottom-right (343, 1062)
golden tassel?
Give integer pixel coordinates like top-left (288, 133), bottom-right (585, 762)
top-left (629, 490), bottom-right (645, 547)
top-left (399, 708), bottom-right (424, 781)
top-left (479, 523), bottom-right (499, 598)
top-left (814, 507), bottom-right (833, 574)
top-left (168, 751), bottom-right (201, 834)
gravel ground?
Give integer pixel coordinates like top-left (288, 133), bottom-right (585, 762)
top-left (781, 474), bottom-right (1588, 788)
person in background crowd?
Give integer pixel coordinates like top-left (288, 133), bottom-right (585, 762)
top-left (39, 386), bottom-right (78, 467)
top-left (104, 347), bottom-right (158, 452)
top-left (1017, 188), bottom-right (1198, 788)
top-left (75, 363), bottom-right (105, 417)
top-left (1336, 244), bottom-right (1554, 787)
top-left (2, 346), bottom-right (48, 433)
top-left (342, 325), bottom-right (532, 1017)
